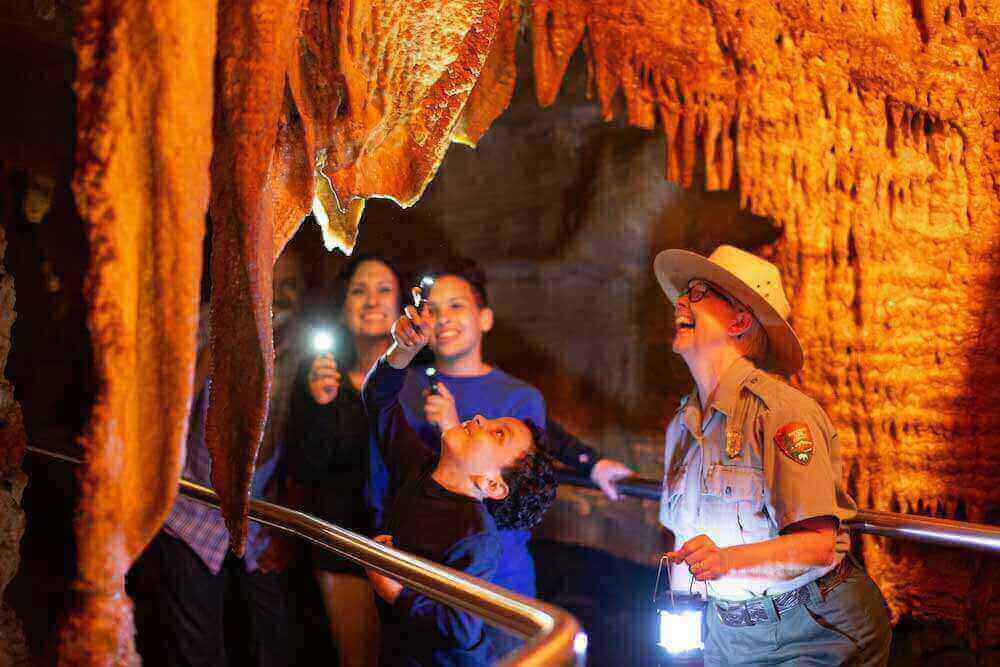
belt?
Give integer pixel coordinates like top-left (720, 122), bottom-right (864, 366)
top-left (714, 556), bottom-right (855, 627)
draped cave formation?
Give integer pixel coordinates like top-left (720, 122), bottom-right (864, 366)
top-left (1, 0), bottom-right (999, 662)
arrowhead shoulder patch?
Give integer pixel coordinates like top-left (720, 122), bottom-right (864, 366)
top-left (774, 422), bottom-right (814, 465)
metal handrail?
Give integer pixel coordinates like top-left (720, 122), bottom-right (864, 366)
top-left (26, 446), bottom-right (586, 666)
top-left (558, 472), bottom-right (1000, 555)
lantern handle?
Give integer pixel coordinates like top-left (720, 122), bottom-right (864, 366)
top-left (653, 554), bottom-right (676, 607)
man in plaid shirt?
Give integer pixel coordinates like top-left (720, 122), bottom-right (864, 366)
top-left (145, 249), bottom-right (305, 666)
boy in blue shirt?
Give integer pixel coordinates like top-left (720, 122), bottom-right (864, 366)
top-left (397, 260), bottom-right (633, 580)
top-left (395, 258), bottom-right (634, 655)
top-left (364, 306), bottom-right (557, 666)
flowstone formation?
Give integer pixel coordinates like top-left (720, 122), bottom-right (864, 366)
top-left (502, 0), bottom-right (1000, 640)
top-left (61, 0), bottom-right (999, 660)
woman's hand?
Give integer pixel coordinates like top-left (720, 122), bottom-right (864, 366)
top-left (308, 353), bottom-right (341, 404)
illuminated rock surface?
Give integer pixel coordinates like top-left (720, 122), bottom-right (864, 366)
top-left (59, 0), bottom-right (213, 661)
top-left (18, 0), bottom-right (998, 659)
top-left (509, 0), bottom-right (1000, 638)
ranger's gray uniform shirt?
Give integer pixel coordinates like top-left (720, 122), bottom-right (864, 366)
top-left (659, 357), bottom-right (856, 601)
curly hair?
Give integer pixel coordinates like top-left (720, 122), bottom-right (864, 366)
top-left (485, 420), bottom-right (558, 530)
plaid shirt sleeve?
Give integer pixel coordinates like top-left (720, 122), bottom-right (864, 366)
top-left (163, 384), bottom-right (276, 574)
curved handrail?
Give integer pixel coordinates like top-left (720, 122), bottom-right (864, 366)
top-left (179, 479), bottom-right (586, 667)
top-left (25, 446), bottom-right (585, 666)
top-left (557, 472), bottom-right (1000, 555)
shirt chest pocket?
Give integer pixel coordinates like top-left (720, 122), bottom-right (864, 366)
top-left (704, 464), bottom-right (764, 507)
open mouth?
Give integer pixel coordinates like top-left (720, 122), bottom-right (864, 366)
top-left (437, 329), bottom-right (460, 341)
top-left (675, 304), bottom-right (695, 330)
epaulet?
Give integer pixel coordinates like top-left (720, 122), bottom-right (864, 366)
top-left (742, 369), bottom-right (808, 412)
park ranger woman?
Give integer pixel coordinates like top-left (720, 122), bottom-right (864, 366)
top-left (655, 245), bottom-right (892, 665)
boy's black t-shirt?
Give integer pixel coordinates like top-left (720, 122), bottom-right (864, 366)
top-left (364, 357), bottom-right (501, 667)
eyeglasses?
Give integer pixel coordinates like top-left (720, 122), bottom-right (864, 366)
top-left (679, 280), bottom-right (740, 309)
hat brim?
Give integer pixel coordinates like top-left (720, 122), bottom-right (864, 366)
top-left (653, 249), bottom-right (804, 376)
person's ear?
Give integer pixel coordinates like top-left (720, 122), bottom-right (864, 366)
top-left (473, 472), bottom-right (509, 501)
top-left (729, 311), bottom-right (753, 338)
top-left (479, 307), bottom-right (494, 333)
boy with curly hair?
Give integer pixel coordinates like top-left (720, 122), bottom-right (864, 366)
top-left (363, 305), bottom-right (557, 666)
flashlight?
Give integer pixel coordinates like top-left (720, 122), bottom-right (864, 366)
top-left (653, 554), bottom-right (705, 660)
top-left (311, 329), bottom-right (335, 355)
top-left (425, 366), bottom-right (440, 395)
top-left (412, 276), bottom-right (435, 308)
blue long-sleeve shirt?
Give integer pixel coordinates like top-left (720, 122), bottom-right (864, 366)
top-left (363, 357), bottom-right (500, 666)
top-left (398, 366), bottom-right (544, 597)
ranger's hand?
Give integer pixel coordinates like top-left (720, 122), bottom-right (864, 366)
top-left (308, 354), bottom-right (341, 405)
top-left (424, 381), bottom-right (460, 432)
top-left (667, 534), bottom-right (730, 581)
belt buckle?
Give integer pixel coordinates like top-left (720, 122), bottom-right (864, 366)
top-left (716, 602), bottom-right (751, 627)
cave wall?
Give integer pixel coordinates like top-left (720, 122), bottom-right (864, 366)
top-left (0, 6), bottom-right (76, 664)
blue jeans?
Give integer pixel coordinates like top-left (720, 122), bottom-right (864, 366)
top-left (703, 559), bottom-right (891, 665)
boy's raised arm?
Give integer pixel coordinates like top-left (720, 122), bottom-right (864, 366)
top-left (362, 304), bottom-right (433, 414)
top-left (363, 306), bottom-right (437, 497)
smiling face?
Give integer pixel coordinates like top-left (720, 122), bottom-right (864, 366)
top-left (672, 280), bottom-right (746, 362)
top-left (343, 260), bottom-right (401, 341)
top-left (426, 275), bottom-right (493, 365)
top-left (440, 415), bottom-right (533, 490)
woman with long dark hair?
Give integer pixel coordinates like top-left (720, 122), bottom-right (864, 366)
top-left (286, 253), bottom-right (404, 667)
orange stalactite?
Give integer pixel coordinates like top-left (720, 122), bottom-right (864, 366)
top-left (60, 0), bottom-right (214, 662)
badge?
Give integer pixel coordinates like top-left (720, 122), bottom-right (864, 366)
top-left (725, 429), bottom-right (742, 459)
top-left (774, 422), bottom-right (814, 465)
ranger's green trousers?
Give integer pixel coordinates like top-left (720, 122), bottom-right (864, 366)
top-left (703, 559), bottom-right (892, 666)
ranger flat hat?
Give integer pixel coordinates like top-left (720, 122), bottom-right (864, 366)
top-left (653, 245), bottom-right (804, 375)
